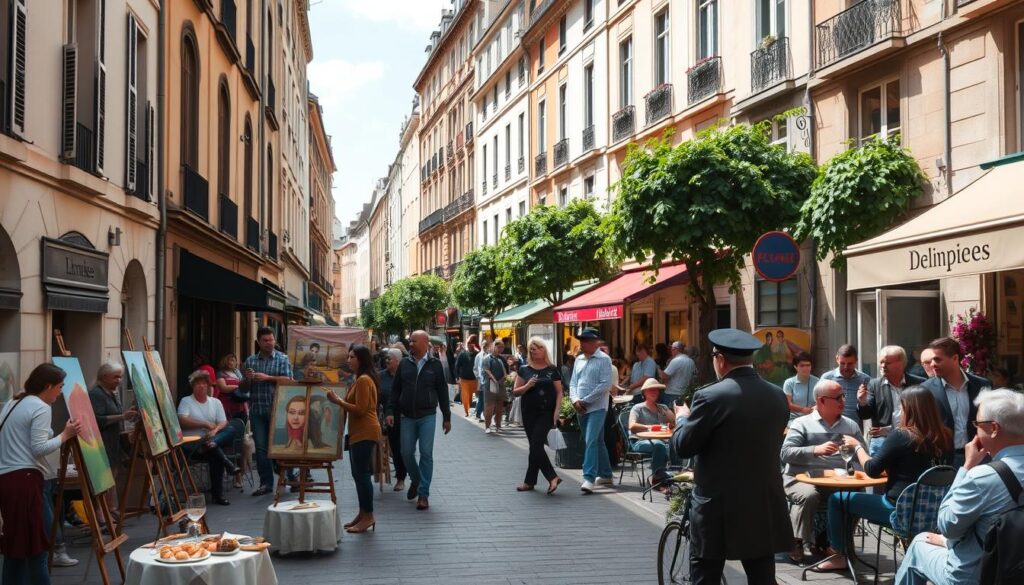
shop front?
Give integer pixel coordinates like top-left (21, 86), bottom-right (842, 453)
top-left (844, 156), bottom-right (1024, 380)
top-left (480, 282), bottom-right (597, 363)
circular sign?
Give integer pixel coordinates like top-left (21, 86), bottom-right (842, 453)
top-left (752, 231), bottom-right (801, 282)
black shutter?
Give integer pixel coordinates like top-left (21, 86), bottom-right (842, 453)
top-left (125, 13), bottom-right (138, 191)
top-left (146, 102), bottom-right (155, 199)
top-left (94, 0), bottom-right (106, 174)
top-left (9, 0), bottom-right (27, 137)
top-left (61, 44), bottom-right (77, 160)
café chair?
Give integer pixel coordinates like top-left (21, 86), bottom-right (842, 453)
top-left (615, 408), bottom-right (651, 497)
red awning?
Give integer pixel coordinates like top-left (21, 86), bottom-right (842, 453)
top-left (552, 264), bottom-right (689, 323)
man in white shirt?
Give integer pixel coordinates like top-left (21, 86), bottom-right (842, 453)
top-left (660, 341), bottom-right (695, 406)
top-left (178, 370), bottom-right (238, 505)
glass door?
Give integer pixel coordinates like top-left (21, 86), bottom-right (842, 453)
top-left (855, 292), bottom-right (879, 377)
top-left (879, 290), bottom-right (941, 372)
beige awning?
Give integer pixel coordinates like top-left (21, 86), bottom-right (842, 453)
top-left (845, 159), bottom-right (1024, 290)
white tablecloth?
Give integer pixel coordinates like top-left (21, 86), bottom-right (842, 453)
top-left (263, 499), bottom-right (342, 555)
top-left (125, 547), bottom-right (277, 585)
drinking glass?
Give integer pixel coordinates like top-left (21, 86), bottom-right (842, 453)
top-left (186, 494), bottom-right (206, 539)
top-left (839, 445), bottom-right (855, 472)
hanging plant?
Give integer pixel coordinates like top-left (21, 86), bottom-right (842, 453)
top-left (950, 308), bottom-right (996, 376)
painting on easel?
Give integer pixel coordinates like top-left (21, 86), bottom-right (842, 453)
top-left (143, 351), bottom-right (184, 446)
top-left (122, 351), bottom-right (170, 456)
top-left (52, 357), bottom-right (115, 495)
top-left (268, 383), bottom-right (346, 461)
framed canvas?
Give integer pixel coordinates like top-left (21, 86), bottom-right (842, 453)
top-left (268, 383), bottom-right (347, 461)
top-left (0, 352), bottom-right (17, 404)
top-left (143, 351), bottom-right (184, 446)
top-left (122, 351), bottom-right (170, 456)
top-left (287, 326), bottom-right (366, 384)
top-left (52, 357), bottom-right (115, 495)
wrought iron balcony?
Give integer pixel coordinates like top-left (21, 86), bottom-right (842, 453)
top-left (553, 138), bottom-right (569, 168)
top-left (444, 190), bottom-right (474, 220)
top-left (518, 156), bottom-right (525, 174)
top-left (246, 217), bottom-right (260, 252)
top-left (482, 180), bottom-right (487, 195)
top-left (419, 207), bottom-right (444, 234)
top-left (505, 85), bottom-right (511, 100)
top-left (447, 141), bottom-right (454, 161)
top-left (465, 122), bottom-right (474, 143)
top-left (268, 231), bottom-right (278, 259)
top-left (505, 163), bottom-right (511, 181)
top-left (687, 57), bottom-right (722, 105)
top-left (535, 152), bottom-right (548, 176)
top-left (220, 0), bottom-right (237, 41)
top-left (128, 159), bottom-right (149, 200)
top-left (72, 123), bottom-right (96, 174)
top-left (644, 84), bottom-right (673, 126)
top-left (582, 125), bottom-right (595, 151)
top-left (751, 37), bottom-right (790, 93)
top-left (612, 106), bottom-right (635, 143)
top-left (182, 164), bottom-right (209, 221)
top-left (218, 194), bottom-right (238, 239)
top-left (816, 0), bottom-right (902, 69)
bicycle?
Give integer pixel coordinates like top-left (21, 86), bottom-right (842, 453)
top-left (654, 472), bottom-right (727, 585)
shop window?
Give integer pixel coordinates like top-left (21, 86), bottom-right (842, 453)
top-left (756, 277), bottom-right (798, 327)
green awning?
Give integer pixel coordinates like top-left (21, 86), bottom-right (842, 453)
top-left (483, 281), bottom-right (597, 325)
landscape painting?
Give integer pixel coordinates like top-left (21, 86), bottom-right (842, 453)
top-left (122, 351), bottom-right (169, 456)
top-left (52, 357), bottom-right (115, 495)
top-left (143, 351), bottom-right (184, 446)
top-left (268, 383), bottom-right (346, 461)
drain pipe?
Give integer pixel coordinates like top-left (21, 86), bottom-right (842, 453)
top-left (939, 31), bottom-right (952, 196)
top-left (806, 1), bottom-right (819, 350)
top-left (154, 0), bottom-right (167, 352)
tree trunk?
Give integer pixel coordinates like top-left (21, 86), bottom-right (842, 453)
top-left (693, 270), bottom-right (718, 385)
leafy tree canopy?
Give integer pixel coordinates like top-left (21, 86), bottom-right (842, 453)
top-left (451, 246), bottom-right (513, 330)
top-left (386, 274), bottom-right (449, 331)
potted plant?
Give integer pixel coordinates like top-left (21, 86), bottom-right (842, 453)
top-left (759, 34), bottom-right (777, 50)
top-left (555, 397), bottom-right (585, 469)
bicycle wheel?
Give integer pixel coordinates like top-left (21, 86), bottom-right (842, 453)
top-left (658, 520), bottom-right (691, 585)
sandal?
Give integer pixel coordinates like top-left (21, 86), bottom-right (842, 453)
top-left (546, 478), bottom-right (563, 495)
top-left (516, 484), bottom-right (534, 492)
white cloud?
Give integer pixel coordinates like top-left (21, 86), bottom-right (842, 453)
top-left (307, 59), bottom-right (386, 108)
top-left (336, 0), bottom-right (447, 31)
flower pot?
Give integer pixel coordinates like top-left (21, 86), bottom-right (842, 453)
top-left (555, 430), bottom-right (584, 469)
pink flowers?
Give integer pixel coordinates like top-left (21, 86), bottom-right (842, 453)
top-left (951, 308), bottom-right (995, 375)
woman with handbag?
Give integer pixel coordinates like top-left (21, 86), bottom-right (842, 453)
top-left (0, 363), bottom-right (82, 585)
top-left (327, 344), bottom-right (381, 534)
top-left (511, 337), bottom-right (563, 495)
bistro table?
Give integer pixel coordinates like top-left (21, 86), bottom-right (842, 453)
top-left (263, 499), bottom-right (343, 555)
top-left (796, 470), bottom-right (887, 582)
top-left (126, 546), bottom-right (277, 585)
top-left (612, 395), bottom-right (634, 406)
top-left (635, 430), bottom-right (673, 441)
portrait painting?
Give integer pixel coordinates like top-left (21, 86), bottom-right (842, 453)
top-left (143, 351), bottom-right (184, 446)
top-left (268, 383), bottom-right (346, 461)
top-left (0, 352), bottom-right (17, 404)
top-left (122, 351), bottom-right (170, 456)
top-left (287, 326), bottom-right (366, 384)
top-left (752, 327), bottom-right (812, 387)
top-left (53, 357), bottom-right (115, 495)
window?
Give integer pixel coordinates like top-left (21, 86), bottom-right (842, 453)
top-left (518, 58), bottom-right (526, 86)
top-left (243, 117), bottom-right (253, 224)
top-left (756, 0), bottom-right (786, 44)
top-left (584, 64), bottom-right (594, 127)
top-left (181, 34), bottom-right (200, 169)
top-left (584, 175), bottom-right (595, 199)
top-left (518, 113), bottom-right (525, 161)
top-left (698, 0), bottom-right (718, 59)
top-left (620, 37), bottom-right (633, 107)
top-left (518, 201), bottom-right (526, 216)
top-left (492, 135), bottom-right (498, 180)
top-left (493, 214), bottom-right (499, 243)
top-left (770, 117), bottom-right (788, 149)
top-left (537, 100), bottom-right (546, 152)
top-left (538, 39), bottom-right (545, 73)
top-left (493, 84), bottom-right (498, 112)
top-left (482, 94), bottom-right (488, 121)
top-left (558, 186), bottom-right (568, 207)
top-left (558, 84), bottom-right (567, 139)
top-left (859, 79), bottom-right (900, 144)
top-left (505, 124), bottom-right (511, 168)
top-left (584, 0), bottom-right (594, 30)
top-left (0, 0), bottom-right (27, 137)
top-left (506, 207), bottom-right (512, 224)
top-left (538, 192), bottom-right (547, 206)
top-left (483, 220), bottom-right (489, 245)
top-left (655, 9), bottom-right (670, 85)
top-left (505, 70), bottom-right (511, 97)
top-left (482, 143), bottom-right (487, 185)
top-left (559, 15), bottom-right (567, 54)
top-left (217, 83), bottom-right (231, 197)
top-left (756, 277), bottom-right (798, 326)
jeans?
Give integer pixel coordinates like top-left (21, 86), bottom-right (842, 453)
top-left (579, 409), bottom-right (612, 482)
top-left (827, 491), bottom-right (896, 554)
top-left (349, 440), bottom-right (375, 513)
top-left (400, 415), bottom-right (437, 498)
top-left (895, 533), bottom-right (953, 585)
top-left (631, 439), bottom-right (669, 475)
top-left (386, 422), bottom-right (407, 482)
top-left (250, 411), bottom-right (275, 488)
top-left (475, 377), bottom-right (487, 418)
top-left (869, 435), bottom-right (886, 457)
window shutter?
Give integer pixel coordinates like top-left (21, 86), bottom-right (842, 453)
top-left (9, 0), bottom-right (27, 137)
top-left (125, 14), bottom-right (138, 192)
top-left (61, 44), bottom-right (77, 161)
top-left (94, 0), bottom-right (107, 175)
top-left (146, 102), bottom-right (155, 199)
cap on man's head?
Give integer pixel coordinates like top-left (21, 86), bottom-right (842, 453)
top-left (575, 327), bottom-right (601, 341)
top-left (708, 328), bottom-right (762, 357)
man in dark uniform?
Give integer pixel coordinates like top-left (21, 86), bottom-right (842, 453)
top-left (672, 328), bottom-right (793, 585)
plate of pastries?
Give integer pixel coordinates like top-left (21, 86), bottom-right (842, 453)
top-left (155, 542), bottom-right (211, 564)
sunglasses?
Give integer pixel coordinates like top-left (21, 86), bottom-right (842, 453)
top-left (822, 394), bottom-right (846, 402)
top-left (971, 420), bottom-right (996, 429)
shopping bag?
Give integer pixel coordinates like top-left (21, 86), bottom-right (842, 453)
top-left (547, 429), bottom-right (567, 450)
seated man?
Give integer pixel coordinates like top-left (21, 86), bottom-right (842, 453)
top-left (177, 369), bottom-right (239, 506)
top-left (896, 389), bottom-right (1024, 585)
top-left (627, 379), bottom-right (675, 489)
top-left (781, 379), bottom-right (866, 563)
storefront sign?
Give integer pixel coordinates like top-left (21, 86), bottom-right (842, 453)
top-left (41, 237), bottom-right (110, 313)
top-left (553, 304), bottom-right (622, 323)
top-left (753, 231), bottom-right (800, 282)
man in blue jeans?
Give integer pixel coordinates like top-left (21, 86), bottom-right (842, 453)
top-left (385, 330), bottom-right (452, 510)
top-left (242, 327), bottom-right (294, 496)
top-left (568, 327), bottom-right (615, 494)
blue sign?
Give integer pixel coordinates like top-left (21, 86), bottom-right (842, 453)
top-left (753, 231), bottom-right (800, 282)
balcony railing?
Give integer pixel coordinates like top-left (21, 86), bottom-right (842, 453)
top-left (553, 138), bottom-right (569, 168)
top-left (419, 207), bottom-right (444, 234)
top-left (816, 0), bottom-right (902, 69)
top-left (246, 36), bottom-right (256, 78)
top-left (182, 165), bottom-right (209, 221)
top-left (644, 84), bottom-right (673, 125)
top-left (218, 194), bottom-right (238, 239)
top-left (687, 56), bottom-right (722, 105)
top-left (268, 231), bottom-right (278, 259)
top-left (246, 217), bottom-right (260, 252)
top-left (444, 190), bottom-right (474, 220)
top-left (505, 163), bottom-right (511, 181)
top-left (128, 159), bottom-right (149, 200)
top-left (751, 37), bottom-right (790, 93)
top-left (535, 152), bottom-right (548, 176)
top-left (482, 180), bottom-right (487, 195)
top-left (72, 123), bottom-right (96, 174)
top-left (612, 106), bottom-right (636, 143)
top-left (492, 173), bottom-right (498, 188)
top-left (582, 125), bottom-right (595, 151)
top-left (447, 141), bottom-right (454, 161)
top-left (465, 122), bottom-right (474, 143)
top-left (518, 156), bottom-right (525, 174)
top-left (220, 0), bottom-right (237, 42)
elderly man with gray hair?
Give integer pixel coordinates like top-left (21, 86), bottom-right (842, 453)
top-left (780, 379), bottom-right (866, 563)
top-left (856, 345), bottom-right (926, 456)
top-left (896, 389), bottom-right (1024, 585)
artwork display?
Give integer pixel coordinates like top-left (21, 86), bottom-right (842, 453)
top-left (287, 325), bottom-right (366, 383)
top-left (752, 327), bottom-right (812, 387)
top-left (52, 357), bottom-right (115, 495)
top-left (268, 383), bottom-right (346, 461)
top-left (143, 351), bottom-right (184, 446)
top-left (0, 352), bottom-right (17, 404)
top-left (122, 351), bottom-right (170, 456)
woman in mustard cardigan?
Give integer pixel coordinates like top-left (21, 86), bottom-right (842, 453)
top-left (327, 344), bottom-right (382, 534)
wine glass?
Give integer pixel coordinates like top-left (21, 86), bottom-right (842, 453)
top-left (839, 444), bottom-right (855, 473)
top-left (186, 494), bottom-right (206, 540)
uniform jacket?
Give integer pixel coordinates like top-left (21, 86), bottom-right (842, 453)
top-left (672, 367), bottom-right (792, 560)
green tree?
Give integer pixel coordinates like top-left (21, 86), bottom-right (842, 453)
top-left (386, 274), bottom-right (450, 331)
top-left (794, 135), bottom-right (925, 267)
top-left (451, 246), bottom-right (512, 339)
top-left (359, 296), bottom-right (378, 331)
top-left (498, 199), bottom-right (614, 306)
top-left (606, 123), bottom-right (816, 381)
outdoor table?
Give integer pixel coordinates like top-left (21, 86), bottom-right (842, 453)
top-left (263, 499), bottom-right (342, 555)
top-left (125, 546), bottom-right (277, 585)
top-left (795, 470), bottom-right (887, 581)
top-left (181, 435), bottom-right (202, 444)
top-left (612, 395), bottom-right (633, 405)
top-left (635, 430), bottom-right (673, 441)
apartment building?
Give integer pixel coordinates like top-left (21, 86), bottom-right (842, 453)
top-left (0, 0), bottom-right (160, 386)
top-left (415, 0), bottom-right (478, 279)
top-left (398, 107), bottom-right (422, 281)
top-left (308, 92), bottom-right (336, 322)
top-left (473, 0), bottom-right (534, 247)
top-left (368, 179), bottom-right (388, 299)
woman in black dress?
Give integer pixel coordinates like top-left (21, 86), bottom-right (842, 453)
top-left (512, 337), bottom-right (563, 495)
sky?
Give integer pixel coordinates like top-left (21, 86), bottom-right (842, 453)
top-left (308, 0), bottom-right (451, 232)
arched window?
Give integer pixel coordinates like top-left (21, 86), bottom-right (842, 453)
top-left (181, 32), bottom-right (200, 168)
top-left (217, 81), bottom-right (231, 196)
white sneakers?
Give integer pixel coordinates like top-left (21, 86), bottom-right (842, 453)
top-left (52, 550), bottom-right (79, 567)
top-left (580, 480), bottom-right (594, 493)
top-left (596, 477), bottom-right (614, 486)
top-left (484, 427), bottom-right (493, 434)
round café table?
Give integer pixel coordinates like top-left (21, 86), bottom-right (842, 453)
top-left (612, 395), bottom-right (634, 405)
top-left (126, 547), bottom-right (277, 585)
top-left (635, 430), bottom-right (673, 441)
top-left (263, 499), bottom-right (343, 555)
top-left (796, 470), bottom-right (887, 581)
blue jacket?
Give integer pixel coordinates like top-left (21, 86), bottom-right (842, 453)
top-left (921, 371), bottom-right (990, 446)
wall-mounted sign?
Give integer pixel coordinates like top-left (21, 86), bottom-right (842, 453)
top-left (753, 231), bottom-right (801, 282)
top-left (553, 304), bottom-right (622, 323)
top-left (41, 237), bottom-right (110, 313)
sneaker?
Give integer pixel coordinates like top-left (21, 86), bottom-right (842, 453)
top-left (484, 427), bottom-right (493, 434)
top-left (596, 477), bottom-right (614, 486)
top-left (580, 480), bottom-right (595, 494)
top-left (52, 551), bottom-right (79, 567)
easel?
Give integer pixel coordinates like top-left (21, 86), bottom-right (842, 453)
top-left (272, 460), bottom-right (336, 506)
top-left (376, 436), bottom-right (391, 493)
top-left (51, 330), bottom-right (127, 585)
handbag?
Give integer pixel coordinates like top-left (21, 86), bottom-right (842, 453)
top-left (547, 428), bottom-right (568, 450)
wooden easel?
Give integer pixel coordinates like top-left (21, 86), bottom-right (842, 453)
top-left (50, 330), bottom-right (127, 585)
top-left (376, 437), bottom-right (391, 493)
top-left (272, 460), bottom-right (336, 506)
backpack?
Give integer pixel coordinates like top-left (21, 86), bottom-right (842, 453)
top-left (979, 460), bottom-right (1024, 585)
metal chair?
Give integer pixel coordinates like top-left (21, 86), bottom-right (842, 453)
top-left (224, 418), bottom-right (251, 490)
top-left (615, 408), bottom-right (652, 497)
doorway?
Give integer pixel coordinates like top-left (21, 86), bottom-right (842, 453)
top-left (854, 289), bottom-right (941, 377)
